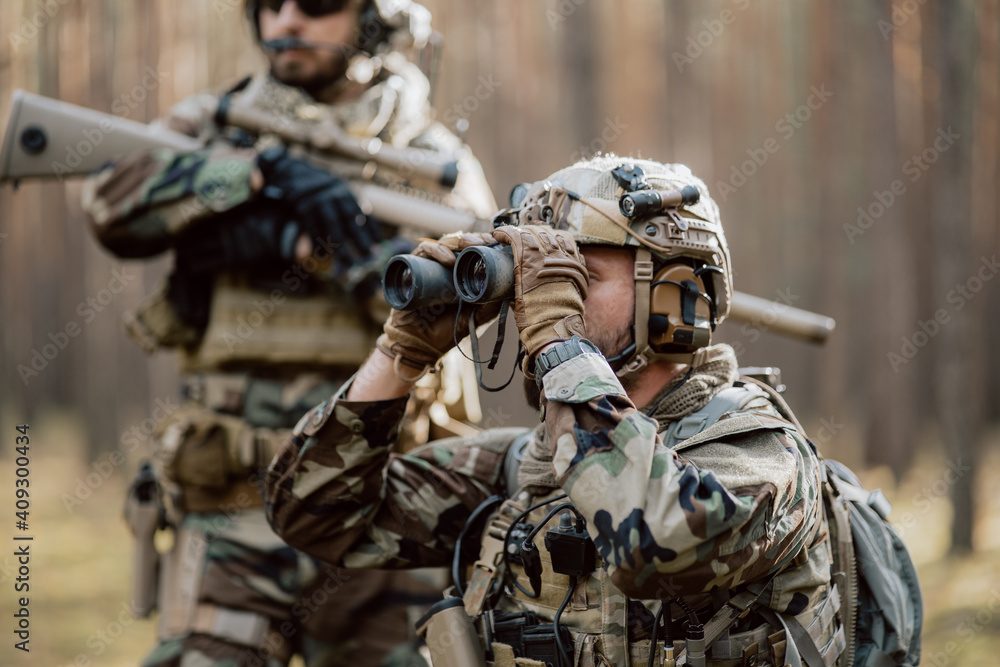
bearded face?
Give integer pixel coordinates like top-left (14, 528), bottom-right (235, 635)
top-left (522, 246), bottom-right (636, 410)
top-left (257, 0), bottom-right (360, 95)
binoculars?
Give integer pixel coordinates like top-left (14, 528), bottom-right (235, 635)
top-left (383, 244), bottom-right (515, 311)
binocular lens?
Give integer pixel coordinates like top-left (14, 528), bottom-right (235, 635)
top-left (454, 245), bottom-right (515, 304)
top-left (383, 255), bottom-right (456, 311)
top-left (382, 245), bottom-right (515, 312)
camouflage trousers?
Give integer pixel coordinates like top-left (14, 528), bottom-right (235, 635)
top-left (143, 508), bottom-right (436, 667)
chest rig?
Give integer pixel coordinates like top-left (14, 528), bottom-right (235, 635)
top-left (454, 379), bottom-right (842, 667)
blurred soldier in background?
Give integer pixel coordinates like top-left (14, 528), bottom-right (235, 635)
top-left (264, 157), bottom-right (847, 666)
top-left (83, 1), bottom-right (495, 665)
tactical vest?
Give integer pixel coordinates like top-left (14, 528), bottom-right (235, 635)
top-left (465, 380), bottom-right (845, 667)
top-left (188, 274), bottom-right (380, 373)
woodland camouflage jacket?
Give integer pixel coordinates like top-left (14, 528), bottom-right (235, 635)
top-left (264, 348), bottom-right (839, 664)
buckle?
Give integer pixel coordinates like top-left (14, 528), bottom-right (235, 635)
top-left (634, 260), bottom-right (654, 281)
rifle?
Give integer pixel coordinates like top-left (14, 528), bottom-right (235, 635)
top-left (0, 89), bottom-right (474, 235)
top-left (0, 89), bottom-right (835, 343)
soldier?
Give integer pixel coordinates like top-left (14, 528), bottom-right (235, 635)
top-left (264, 157), bottom-right (846, 666)
top-left (82, 1), bottom-right (495, 665)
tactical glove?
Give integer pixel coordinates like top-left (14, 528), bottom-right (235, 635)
top-left (376, 232), bottom-right (500, 377)
top-left (491, 225), bottom-right (589, 371)
top-left (256, 146), bottom-right (381, 275)
top-left (173, 200), bottom-right (299, 274)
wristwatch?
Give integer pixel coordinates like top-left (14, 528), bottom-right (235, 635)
top-left (534, 336), bottom-right (602, 387)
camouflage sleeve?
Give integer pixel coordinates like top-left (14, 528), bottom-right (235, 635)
top-left (264, 393), bottom-right (513, 569)
top-left (80, 91), bottom-right (258, 258)
top-left (544, 352), bottom-right (824, 598)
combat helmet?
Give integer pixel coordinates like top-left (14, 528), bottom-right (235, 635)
top-left (498, 155), bottom-right (733, 374)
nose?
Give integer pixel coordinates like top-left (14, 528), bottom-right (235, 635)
top-left (273, 0), bottom-right (308, 33)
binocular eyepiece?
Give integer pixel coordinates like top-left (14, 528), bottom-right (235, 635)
top-left (383, 245), bottom-right (515, 311)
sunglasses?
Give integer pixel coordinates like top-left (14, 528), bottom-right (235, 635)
top-left (258, 0), bottom-right (353, 18)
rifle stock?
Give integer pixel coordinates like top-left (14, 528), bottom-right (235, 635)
top-left (0, 89), bottom-right (836, 344)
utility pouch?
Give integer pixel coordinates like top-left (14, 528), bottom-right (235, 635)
top-left (521, 624), bottom-right (572, 666)
top-left (123, 461), bottom-right (165, 618)
top-left (155, 402), bottom-right (267, 512)
top-left (124, 281), bottom-right (201, 353)
top-left (157, 404), bottom-right (254, 490)
top-left (415, 597), bottom-right (486, 667)
top-left (487, 610), bottom-right (571, 667)
top-left (491, 610), bottom-right (541, 657)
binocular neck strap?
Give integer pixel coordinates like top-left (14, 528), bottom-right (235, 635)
top-left (462, 300), bottom-right (522, 393)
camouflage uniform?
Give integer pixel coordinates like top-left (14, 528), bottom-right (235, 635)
top-left (264, 343), bottom-right (843, 666)
top-left (264, 155), bottom-right (845, 666)
top-left (82, 54), bottom-right (495, 667)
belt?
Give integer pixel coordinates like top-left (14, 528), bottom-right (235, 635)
top-left (192, 603), bottom-right (293, 662)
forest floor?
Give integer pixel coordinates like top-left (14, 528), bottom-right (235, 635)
top-left (0, 414), bottom-right (998, 666)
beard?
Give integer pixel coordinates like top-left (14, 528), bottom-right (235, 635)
top-left (520, 321), bottom-right (635, 410)
top-left (268, 51), bottom-right (350, 98)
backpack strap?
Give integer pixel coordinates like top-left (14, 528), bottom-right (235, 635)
top-left (462, 428), bottom-right (534, 617)
top-left (671, 409), bottom-right (793, 453)
top-left (822, 464), bottom-right (860, 666)
top-left (502, 429), bottom-right (533, 497)
top-left (662, 382), bottom-right (770, 448)
top-left (739, 375), bottom-right (806, 434)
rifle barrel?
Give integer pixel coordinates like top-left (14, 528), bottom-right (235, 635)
top-left (728, 291), bottom-right (835, 344)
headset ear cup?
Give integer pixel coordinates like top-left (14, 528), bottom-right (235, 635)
top-left (648, 263), bottom-right (713, 353)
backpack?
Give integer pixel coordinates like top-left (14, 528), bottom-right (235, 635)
top-left (723, 377), bottom-right (924, 666)
top-left (822, 458), bottom-right (923, 666)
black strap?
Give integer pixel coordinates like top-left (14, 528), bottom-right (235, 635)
top-left (458, 301), bottom-right (521, 393)
top-left (213, 74), bottom-right (253, 127)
